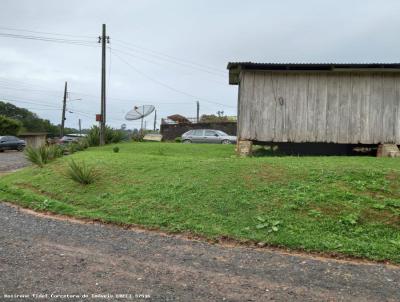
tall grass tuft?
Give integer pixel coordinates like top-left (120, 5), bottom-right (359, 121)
top-left (47, 145), bottom-right (64, 160)
top-left (67, 160), bottom-right (96, 185)
top-left (24, 146), bottom-right (44, 167)
top-left (25, 145), bottom-right (65, 167)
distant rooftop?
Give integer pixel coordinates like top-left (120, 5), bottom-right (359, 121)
top-left (227, 62), bottom-right (400, 84)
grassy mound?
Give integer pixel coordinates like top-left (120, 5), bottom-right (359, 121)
top-left (1, 142), bottom-right (399, 263)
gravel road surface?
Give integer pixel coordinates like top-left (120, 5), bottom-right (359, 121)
top-left (0, 151), bottom-right (29, 172)
top-left (0, 203), bottom-right (399, 301)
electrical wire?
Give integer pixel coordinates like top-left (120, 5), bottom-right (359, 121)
top-left (112, 51), bottom-right (235, 108)
top-left (111, 46), bottom-right (226, 82)
top-left (0, 25), bottom-right (95, 38)
top-left (0, 32), bottom-right (99, 47)
top-left (113, 39), bottom-right (225, 75)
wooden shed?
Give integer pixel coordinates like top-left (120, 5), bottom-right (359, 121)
top-left (19, 133), bottom-right (47, 148)
top-left (227, 62), bottom-right (400, 155)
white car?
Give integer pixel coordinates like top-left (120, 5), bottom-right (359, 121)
top-left (181, 129), bottom-right (237, 144)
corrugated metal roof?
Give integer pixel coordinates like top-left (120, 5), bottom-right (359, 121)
top-left (227, 62), bottom-right (400, 84)
top-left (227, 62), bottom-right (400, 70)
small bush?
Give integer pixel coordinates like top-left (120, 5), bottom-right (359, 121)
top-left (79, 139), bottom-right (89, 149)
top-left (25, 146), bottom-right (44, 167)
top-left (66, 160), bottom-right (96, 185)
top-left (67, 143), bottom-right (78, 154)
top-left (85, 126), bottom-right (125, 146)
top-left (175, 137), bottom-right (182, 143)
top-left (113, 146), bottom-right (120, 153)
top-left (47, 145), bottom-right (63, 160)
top-left (132, 132), bottom-right (144, 142)
top-left (25, 145), bottom-right (64, 167)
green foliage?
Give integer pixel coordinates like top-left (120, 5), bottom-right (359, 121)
top-left (131, 131), bottom-right (144, 142)
top-left (0, 115), bottom-right (22, 135)
top-left (25, 144), bottom-right (66, 167)
top-left (47, 145), bottom-right (64, 160)
top-left (113, 146), bottom-right (120, 153)
top-left (340, 213), bottom-right (359, 226)
top-left (66, 160), bottom-right (96, 185)
top-left (0, 101), bottom-right (78, 136)
top-left (254, 217), bottom-right (282, 233)
top-left (200, 114), bottom-right (229, 122)
top-left (174, 137), bottom-right (182, 143)
top-left (24, 146), bottom-right (45, 167)
top-left (85, 126), bottom-right (100, 146)
top-left (85, 125), bottom-right (124, 146)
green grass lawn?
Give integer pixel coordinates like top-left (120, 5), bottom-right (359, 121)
top-left (1, 142), bottom-right (400, 263)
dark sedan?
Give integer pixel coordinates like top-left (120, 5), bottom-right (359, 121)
top-left (0, 136), bottom-right (26, 152)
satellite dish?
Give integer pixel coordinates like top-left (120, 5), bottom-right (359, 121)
top-left (125, 105), bottom-right (156, 132)
top-left (125, 105), bottom-right (155, 120)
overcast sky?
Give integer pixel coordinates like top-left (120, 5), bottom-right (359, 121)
top-left (0, 0), bottom-right (399, 130)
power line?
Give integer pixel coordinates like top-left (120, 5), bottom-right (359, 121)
top-left (0, 32), bottom-right (98, 47)
top-left (113, 39), bottom-right (225, 75)
top-left (112, 51), bottom-right (235, 108)
top-left (0, 97), bottom-right (61, 109)
top-left (111, 47), bottom-right (227, 84)
top-left (0, 25), bottom-right (95, 38)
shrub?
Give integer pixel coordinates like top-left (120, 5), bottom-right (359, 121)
top-left (86, 127), bottom-right (100, 146)
top-left (66, 160), bottom-right (96, 185)
top-left (25, 146), bottom-right (44, 167)
top-left (79, 139), bottom-right (89, 149)
top-left (131, 132), bottom-right (144, 142)
top-left (85, 126), bottom-right (124, 146)
top-left (113, 146), bottom-right (120, 153)
top-left (47, 145), bottom-right (63, 160)
top-left (25, 145), bottom-right (63, 167)
top-left (175, 137), bottom-right (182, 143)
top-left (67, 143), bottom-right (78, 154)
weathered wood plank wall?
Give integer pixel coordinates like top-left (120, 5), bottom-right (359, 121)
top-left (238, 71), bottom-right (400, 144)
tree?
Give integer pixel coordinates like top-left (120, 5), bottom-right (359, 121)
top-left (0, 101), bottom-right (78, 136)
top-left (0, 115), bottom-right (22, 135)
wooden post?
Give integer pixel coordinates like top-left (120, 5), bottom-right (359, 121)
top-left (377, 144), bottom-right (400, 157)
top-left (237, 140), bottom-right (253, 156)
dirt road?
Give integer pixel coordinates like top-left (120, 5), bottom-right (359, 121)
top-left (0, 151), bottom-right (29, 172)
top-left (0, 203), bottom-right (399, 301)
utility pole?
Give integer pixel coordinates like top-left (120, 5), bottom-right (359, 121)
top-left (153, 110), bottom-right (157, 131)
top-left (196, 101), bottom-right (200, 123)
top-left (78, 119), bottom-right (82, 135)
top-left (60, 81), bottom-right (68, 138)
top-left (99, 24), bottom-right (109, 145)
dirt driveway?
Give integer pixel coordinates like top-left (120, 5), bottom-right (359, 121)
top-left (0, 203), bottom-right (399, 301)
top-left (0, 151), bottom-right (29, 172)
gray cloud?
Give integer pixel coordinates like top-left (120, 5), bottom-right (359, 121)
top-left (0, 0), bottom-right (399, 130)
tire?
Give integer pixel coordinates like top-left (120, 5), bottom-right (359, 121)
top-left (17, 145), bottom-right (24, 151)
top-left (0, 149), bottom-right (4, 153)
top-left (182, 140), bottom-right (192, 144)
top-left (221, 140), bottom-right (232, 144)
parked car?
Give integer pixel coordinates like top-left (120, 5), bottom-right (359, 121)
top-left (181, 129), bottom-right (237, 144)
top-left (0, 136), bottom-right (26, 152)
top-left (59, 135), bottom-right (83, 144)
